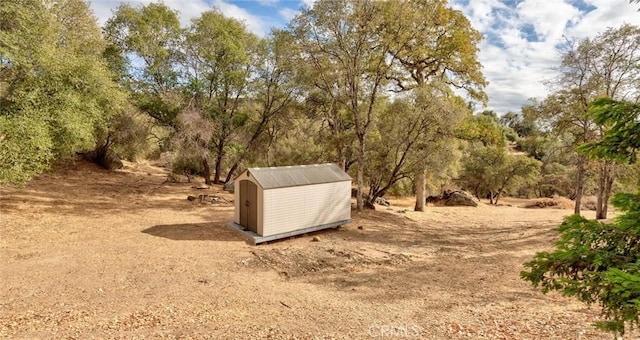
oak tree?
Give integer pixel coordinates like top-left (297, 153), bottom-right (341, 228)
top-left (377, 0), bottom-right (487, 211)
top-left (1, 0), bottom-right (125, 184)
top-left (290, 0), bottom-right (391, 211)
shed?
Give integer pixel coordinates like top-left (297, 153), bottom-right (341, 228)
top-left (227, 163), bottom-right (352, 245)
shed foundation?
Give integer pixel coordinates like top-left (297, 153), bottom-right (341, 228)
top-left (226, 220), bottom-right (350, 245)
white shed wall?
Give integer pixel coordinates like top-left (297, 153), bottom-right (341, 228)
top-left (262, 181), bottom-right (351, 237)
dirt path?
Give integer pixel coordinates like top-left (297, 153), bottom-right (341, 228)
top-left (0, 160), bottom-right (634, 339)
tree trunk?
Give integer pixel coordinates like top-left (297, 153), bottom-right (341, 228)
top-left (574, 156), bottom-right (586, 215)
top-left (213, 142), bottom-right (224, 184)
top-left (602, 170), bottom-right (614, 218)
top-left (202, 156), bottom-right (211, 185)
top-left (225, 163), bottom-right (238, 184)
top-left (596, 161), bottom-right (615, 219)
top-left (414, 169), bottom-right (426, 211)
top-left (356, 137), bottom-right (365, 211)
top-left (365, 189), bottom-right (376, 210)
top-left (79, 137), bottom-right (123, 170)
top-left (596, 163), bottom-right (605, 219)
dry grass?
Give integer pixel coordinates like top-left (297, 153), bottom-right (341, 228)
top-left (0, 159), bottom-right (632, 339)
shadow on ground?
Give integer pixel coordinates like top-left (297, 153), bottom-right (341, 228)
top-left (0, 158), bottom-right (233, 217)
top-left (142, 222), bottom-right (242, 241)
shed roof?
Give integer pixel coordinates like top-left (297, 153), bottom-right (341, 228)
top-left (246, 163), bottom-right (351, 189)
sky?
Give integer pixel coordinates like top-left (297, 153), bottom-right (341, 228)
top-left (89, 0), bottom-right (640, 114)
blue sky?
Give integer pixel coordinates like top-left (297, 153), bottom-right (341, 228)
top-left (89, 0), bottom-right (640, 114)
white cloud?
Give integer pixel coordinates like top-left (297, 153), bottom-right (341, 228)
top-left (455, 0), bottom-right (507, 33)
top-left (256, 0), bottom-right (280, 7)
top-left (516, 0), bottom-right (580, 41)
top-left (279, 8), bottom-right (299, 22)
top-left (451, 0), bottom-right (640, 114)
top-left (567, 0), bottom-right (640, 39)
top-left (211, 0), bottom-right (270, 36)
top-left (300, 0), bottom-right (315, 9)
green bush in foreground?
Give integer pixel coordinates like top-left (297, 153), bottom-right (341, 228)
top-left (521, 192), bottom-right (640, 335)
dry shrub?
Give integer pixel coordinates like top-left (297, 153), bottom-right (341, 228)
top-left (169, 108), bottom-right (213, 179)
top-left (110, 108), bottom-right (158, 161)
top-left (525, 196), bottom-right (574, 209)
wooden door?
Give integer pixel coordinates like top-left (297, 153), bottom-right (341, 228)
top-left (239, 180), bottom-right (258, 233)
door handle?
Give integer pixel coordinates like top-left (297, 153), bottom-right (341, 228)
top-left (244, 200), bottom-right (250, 207)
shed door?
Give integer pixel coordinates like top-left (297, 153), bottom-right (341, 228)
top-left (239, 180), bottom-right (258, 233)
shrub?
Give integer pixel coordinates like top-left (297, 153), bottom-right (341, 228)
top-left (171, 154), bottom-right (205, 181)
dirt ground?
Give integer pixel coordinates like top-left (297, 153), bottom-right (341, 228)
top-left (1, 160), bottom-right (636, 339)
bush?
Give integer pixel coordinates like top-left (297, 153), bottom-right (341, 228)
top-left (109, 109), bottom-right (157, 161)
top-left (171, 154), bottom-right (206, 180)
top-left (387, 177), bottom-right (414, 197)
top-left (536, 162), bottom-right (573, 198)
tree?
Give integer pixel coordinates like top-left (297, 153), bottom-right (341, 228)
top-left (544, 24), bottom-right (640, 218)
top-left (0, 0), bottom-right (125, 184)
top-left (522, 91), bottom-right (640, 336)
top-left (458, 146), bottom-right (541, 204)
top-left (528, 90), bottom-right (596, 206)
top-left (169, 107), bottom-right (214, 181)
top-left (500, 111), bottom-right (536, 138)
top-left (290, 0), bottom-right (391, 211)
top-left (223, 30), bottom-right (299, 183)
top-left (376, 0), bottom-right (487, 211)
top-left (581, 98), bottom-right (640, 163)
top-left (366, 87), bottom-right (465, 207)
top-left (456, 111), bottom-right (506, 147)
top-left (184, 9), bottom-right (259, 184)
top-left (103, 2), bottom-right (183, 127)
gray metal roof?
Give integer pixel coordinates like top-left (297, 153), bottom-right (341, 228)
top-left (246, 163), bottom-right (351, 189)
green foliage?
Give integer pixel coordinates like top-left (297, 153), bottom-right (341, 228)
top-left (580, 98), bottom-right (640, 163)
top-left (458, 146), bottom-right (541, 203)
top-left (268, 113), bottom-right (328, 166)
top-left (524, 24), bottom-right (640, 217)
top-left (0, 114), bottom-right (53, 184)
top-left (379, 0), bottom-right (487, 101)
top-left (456, 113), bottom-right (506, 147)
top-left (536, 162), bottom-right (574, 197)
top-left (521, 192), bottom-right (640, 335)
top-left (108, 108), bottom-right (157, 161)
top-left (616, 162), bottom-right (640, 193)
top-left (184, 9), bottom-right (259, 183)
top-left (500, 111), bottom-right (537, 138)
top-left (387, 177), bottom-right (415, 197)
top-left (291, 0), bottom-right (393, 210)
top-left (517, 135), bottom-right (551, 161)
top-left (0, 0), bottom-right (125, 185)
top-left (527, 59), bottom-right (640, 335)
top-left (366, 88), bottom-right (465, 202)
top-left (223, 30), bottom-right (300, 181)
top-left (171, 154), bottom-right (205, 178)
top-left (103, 2), bottom-right (182, 126)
